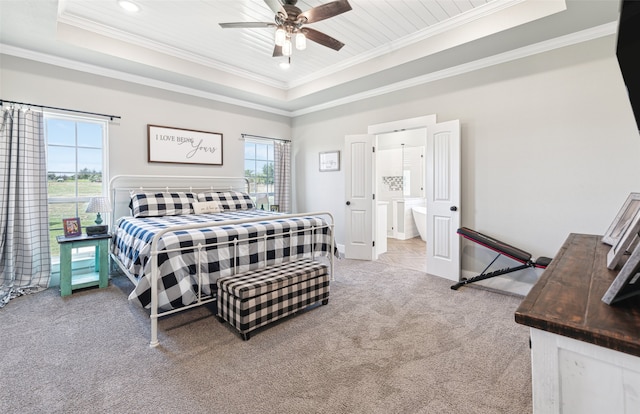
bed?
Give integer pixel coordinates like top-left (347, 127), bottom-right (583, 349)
top-left (109, 175), bottom-right (335, 346)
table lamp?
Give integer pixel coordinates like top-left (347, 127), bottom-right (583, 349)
top-left (85, 196), bottom-right (112, 235)
top-left (255, 193), bottom-right (269, 210)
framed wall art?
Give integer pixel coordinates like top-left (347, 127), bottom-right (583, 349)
top-left (602, 192), bottom-right (640, 246)
top-left (63, 217), bottom-right (82, 237)
top-left (319, 151), bottom-right (340, 172)
top-left (148, 124), bottom-right (223, 165)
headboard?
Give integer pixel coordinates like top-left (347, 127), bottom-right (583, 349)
top-left (108, 174), bottom-right (250, 223)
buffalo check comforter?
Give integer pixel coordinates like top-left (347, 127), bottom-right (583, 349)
top-left (111, 210), bottom-right (332, 311)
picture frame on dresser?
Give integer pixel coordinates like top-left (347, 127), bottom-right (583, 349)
top-left (602, 192), bottom-right (640, 246)
top-left (606, 207), bottom-right (640, 270)
top-left (603, 241), bottom-right (640, 305)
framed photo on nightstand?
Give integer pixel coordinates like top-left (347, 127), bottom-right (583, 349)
top-left (63, 217), bottom-right (82, 237)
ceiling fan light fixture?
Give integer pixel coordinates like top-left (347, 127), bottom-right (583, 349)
top-left (117, 0), bottom-right (140, 13)
top-left (279, 57), bottom-right (291, 70)
top-left (274, 27), bottom-right (286, 46)
top-left (295, 32), bottom-right (306, 50)
top-left (282, 39), bottom-right (292, 56)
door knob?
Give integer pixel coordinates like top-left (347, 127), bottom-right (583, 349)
top-left (346, 201), bottom-right (351, 206)
top-left (450, 206), bottom-right (457, 211)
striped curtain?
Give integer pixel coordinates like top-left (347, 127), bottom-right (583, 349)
top-left (0, 108), bottom-right (51, 307)
top-left (274, 141), bottom-right (291, 213)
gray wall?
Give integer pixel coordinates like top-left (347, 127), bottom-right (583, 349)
top-left (1, 34), bottom-right (639, 263)
top-left (292, 35), bottom-right (640, 259)
top-left (0, 55), bottom-right (291, 180)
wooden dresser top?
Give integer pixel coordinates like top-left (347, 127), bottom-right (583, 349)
top-left (515, 233), bottom-right (640, 357)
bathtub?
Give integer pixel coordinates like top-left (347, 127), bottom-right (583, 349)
top-left (411, 206), bottom-right (427, 242)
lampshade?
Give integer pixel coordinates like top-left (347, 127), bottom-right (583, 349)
top-left (86, 197), bottom-right (112, 213)
top-left (295, 32), bottom-right (306, 50)
top-left (282, 38), bottom-right (292, 57)
top-left (86, 197), bottom-right (112, 225)
top-left (255, 193), bottom-right (269, 210)
top-left (274, 27), bottom-right (286, 46)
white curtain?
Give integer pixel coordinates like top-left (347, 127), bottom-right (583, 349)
top-left (274, 141), bottom-right (291, 213)
top-left (0, 108), bottom-right (51, 307)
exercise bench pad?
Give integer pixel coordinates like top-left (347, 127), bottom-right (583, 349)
top-left (457, 227), bottom-right (532, 264)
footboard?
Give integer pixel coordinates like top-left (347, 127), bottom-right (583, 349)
top-left (108, 175), bottom-right (336, 347)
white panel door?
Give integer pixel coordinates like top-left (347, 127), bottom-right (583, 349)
top-left (344, 134), bottom-right (374, 260)
top-left (426, 120), bottom-right (461, 281)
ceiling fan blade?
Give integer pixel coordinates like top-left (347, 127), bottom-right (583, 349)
top-left (299, 0), bottom-right (352, 24)
top-left (302, 28), bottom-right (345, 51)
top-left (219, 22), bottom-right (276, 29)
top-left (272, 45), bottom-right (283, 57)
top-left (264, 0), bottom-right (287, 19)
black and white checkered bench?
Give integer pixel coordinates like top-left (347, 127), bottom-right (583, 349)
top-left (216, 258), bottom-right (330, 340)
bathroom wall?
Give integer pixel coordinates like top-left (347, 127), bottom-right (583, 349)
top-left (376, 129), bottom-right (427, 237)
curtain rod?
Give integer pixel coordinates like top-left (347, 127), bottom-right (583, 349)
top-left (241, 133), bottom-right (290, 143)
top-left (0, 99), bottom-right (121, 121)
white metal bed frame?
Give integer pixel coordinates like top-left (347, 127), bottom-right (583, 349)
top-left (108, 175), bottom-right (335, 347)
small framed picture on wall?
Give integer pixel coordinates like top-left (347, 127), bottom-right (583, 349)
top-left (319, 151), bottom-right (340, 172)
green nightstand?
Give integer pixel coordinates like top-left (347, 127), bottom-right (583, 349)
top-left (56, 233), bottom-right (111, 296)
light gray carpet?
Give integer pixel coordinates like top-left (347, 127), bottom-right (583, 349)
top-left (0, 258), bottom-right (532, 414)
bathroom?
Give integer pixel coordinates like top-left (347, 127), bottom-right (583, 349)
top-left (376, 129), bottom-right (427, 246)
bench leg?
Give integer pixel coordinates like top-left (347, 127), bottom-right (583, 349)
top-left (241, 332), bottom-right (250, 341)
top-left (322, 298), bottom-right (329, 305)
top-left (451, 263), bottom-right (530, 290)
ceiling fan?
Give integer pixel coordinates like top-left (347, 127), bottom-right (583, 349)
top-left (219, 0), bottom-right (352, 58)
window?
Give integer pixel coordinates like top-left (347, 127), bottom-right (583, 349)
top-left (46, 113), bottom-right (108, 258)
top-left (244, 139), bottom-right (274, 209)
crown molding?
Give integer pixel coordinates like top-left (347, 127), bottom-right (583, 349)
top-left (0, 44), bottom-right (293, 117)
top-left (0, 21), bottom-right (616, 118)
top-left (288, 0), bottom-right (527, 89)
top-left (56, 12), bottom-right (289, 90)
top-left (290, 22), bottom-right (617, 117)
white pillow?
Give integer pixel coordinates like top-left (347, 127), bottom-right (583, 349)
top-left (192, 200), bottom-right (222, 214)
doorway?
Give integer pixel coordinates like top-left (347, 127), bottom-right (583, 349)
top-left (376, 129), bottom-right (428, 273)
top-left (345, 115), bottom-right (460, 281)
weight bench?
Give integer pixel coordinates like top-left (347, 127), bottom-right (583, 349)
top-left (451, 227), bottom-right (552, 290)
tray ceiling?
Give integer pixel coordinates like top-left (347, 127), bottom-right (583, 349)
top-left (0, 0), bottom-right (622, 115)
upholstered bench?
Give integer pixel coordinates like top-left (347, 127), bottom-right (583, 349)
top-left (216, 258), bottom-right (330, 340)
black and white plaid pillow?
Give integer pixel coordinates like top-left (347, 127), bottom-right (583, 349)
top-left (130, 192), bottom-right (196, 217)
top-left (197, 191), bottom-right (255, 211)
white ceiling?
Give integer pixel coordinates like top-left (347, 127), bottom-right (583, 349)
top-left (0, 0), bottom-right (622, 116)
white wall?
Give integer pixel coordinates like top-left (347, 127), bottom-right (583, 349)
top-left (292, 35), bottom-right (640, 259)
top-left (0, 55), bottom-right (291, 181)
